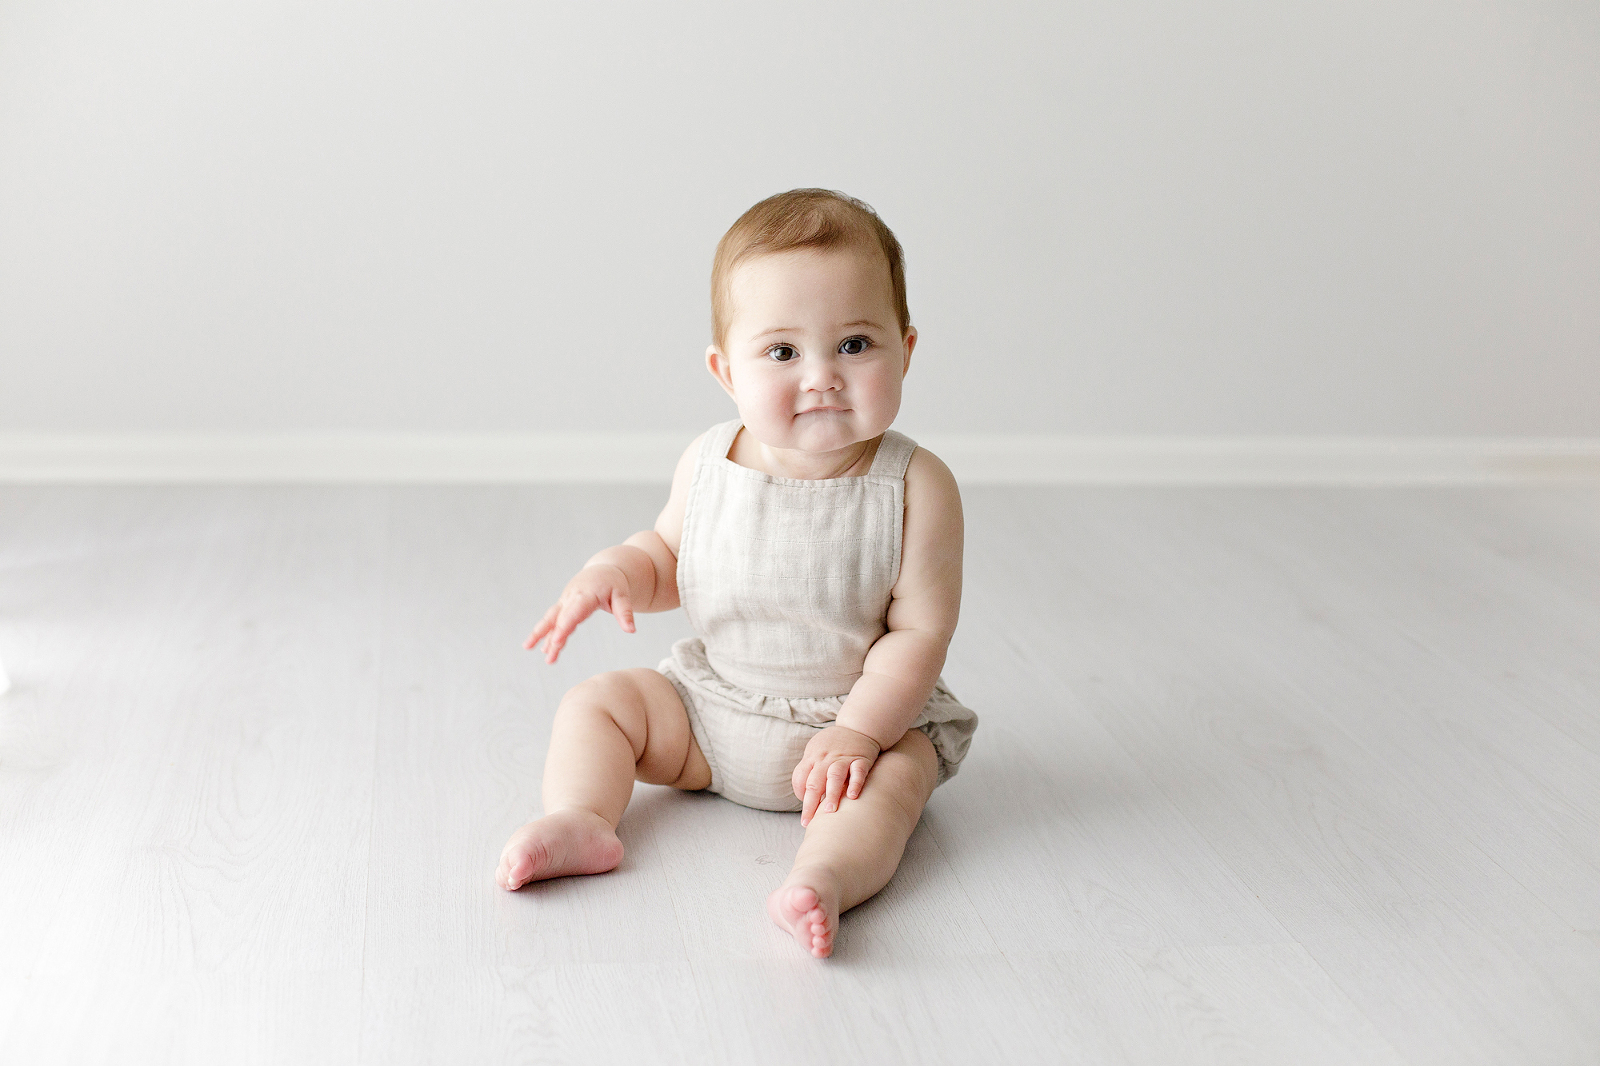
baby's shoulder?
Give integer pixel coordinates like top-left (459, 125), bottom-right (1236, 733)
top-left (900, 444), bottom-right (962, 551)
top-left (893, 443), bottom-right (963, 601)
top-left (676, 429), bottom-right (711, 477)
top-left (653, 429), bottom-right (711, 557)
top-left (901, 443), bottom-right (960, 506)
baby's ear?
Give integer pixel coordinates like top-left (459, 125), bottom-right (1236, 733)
top-left (706, 345), bottom-right (736, 397)
top-left (901, 327), bottom-right (918, 377)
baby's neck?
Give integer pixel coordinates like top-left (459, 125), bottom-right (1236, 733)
top-left (731, 431), bottom-right (882, 481)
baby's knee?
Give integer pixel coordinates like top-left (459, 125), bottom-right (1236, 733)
top-left (874, 732), bottom-right (939, 823)
top-left (558, 671), bottom-right (650, 735)
top-left (562, 668), bottom-right (647, 704)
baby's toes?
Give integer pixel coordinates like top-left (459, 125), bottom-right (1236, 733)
top-left (783, 886), bottom-right (820, 925)
top-left (767, 885), bottom-right (820, 952)
top-left (501, 849), bottom-right (534, 890)
top-left (807, 906), bottom-right (835, 958)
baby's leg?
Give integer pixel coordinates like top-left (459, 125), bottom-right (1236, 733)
top-left (767, 729), bottom-right (939, 958)
top-left (497, 668), bottom-right (710, 890)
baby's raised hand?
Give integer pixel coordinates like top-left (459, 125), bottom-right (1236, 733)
top-left (793, 725), bottom-right (882, 827)
top-left (524, 563), bottom-right (636, 664)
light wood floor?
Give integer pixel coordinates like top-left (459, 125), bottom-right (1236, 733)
top-left (2, 484), bottom-right (1597, 1065)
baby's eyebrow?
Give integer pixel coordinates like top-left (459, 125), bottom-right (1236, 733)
top-left (752, 320), bottom-right (884, 341)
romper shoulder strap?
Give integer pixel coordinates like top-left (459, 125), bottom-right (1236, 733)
top-left (867, 429), bottom-right (918, 479)
top-left (698, 419), bottom-right (743, 466)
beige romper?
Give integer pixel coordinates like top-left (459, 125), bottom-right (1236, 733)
top-left (657, 419), bottom-right (980, 812)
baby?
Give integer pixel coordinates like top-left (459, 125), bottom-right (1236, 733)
top-left (495, 188), bottom-right (978, 959)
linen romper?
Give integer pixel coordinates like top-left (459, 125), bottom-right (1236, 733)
top-left (657, 419), bottom-right (980, 812)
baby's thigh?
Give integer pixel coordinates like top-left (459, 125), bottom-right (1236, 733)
top-left (569, 665), bottom-right (707, 787)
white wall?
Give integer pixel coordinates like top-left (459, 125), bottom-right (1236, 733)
top-left (2, 0), bottom-right (1596, 442)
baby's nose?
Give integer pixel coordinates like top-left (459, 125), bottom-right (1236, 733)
top-left (802, 356), bottom-right (845, 389)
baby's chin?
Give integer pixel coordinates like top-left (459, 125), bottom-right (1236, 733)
top-left (737, 403), bottom-right (899, 453)
top-left (775, 418), bottom-right (885, 453)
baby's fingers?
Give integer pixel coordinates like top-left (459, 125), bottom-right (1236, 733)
top-left (792, 756), bottom-right (815, 804)
top-left (820, 760), bottom-right (851, 815)
top-left (609, 589), bottom-right (635, 633)
top-left (525, 604), bottom-right (561, 650)
top-left (801, 762), bottom-right (829, 826)
top-left (543, 596), bottom-right (596, 662)
top-left (846, 757), bottom-right (870, 800)
top-left (543, 621), bottom-right (578, 663)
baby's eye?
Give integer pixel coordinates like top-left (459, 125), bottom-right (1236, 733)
top-left (767, 345), bottom-right (799, 363)
top-left (839, 336), bottom-right (872, 356)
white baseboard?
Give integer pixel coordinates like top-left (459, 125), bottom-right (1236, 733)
top-left (0, 433), bottom-right (690, 485)
top-left (1, 432), bottom-right (1597, 485)
top-left (920, 435), bottom-right (1600, 485)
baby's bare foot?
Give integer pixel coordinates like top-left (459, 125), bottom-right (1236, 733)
top-left (766, 864), bottom-right (842, 959)
top-left (496, 808), bottom-right (624, 890)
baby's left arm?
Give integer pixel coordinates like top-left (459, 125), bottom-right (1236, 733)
top-left (793, 448), bottom-right (964, 824)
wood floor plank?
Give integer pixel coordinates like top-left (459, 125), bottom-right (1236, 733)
top-left (972, 488), bottom-right (1599, 1062)
top-left (1009, 485), bottom-right (1600, 932)
top-left (1191, 489), bottom-right (1600, 929)
top-left (936, 583), bottom-right (1302, 951)
top-left (686, 955), bottom-right (1044, 1066)
top-left (1, 488), bottom-right (385, 1060)
top-left (5, 969), bottom-right (364, 1066)
top-left (1270, 487), bottom-right (1600, 757)
top-left (1403, 486), bottom-right (1600, 612)
top-left (1008, 943), bottom-right (1406, 1066)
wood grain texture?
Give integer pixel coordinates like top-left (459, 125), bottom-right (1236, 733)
top-left (3, 484), bottom-right (1597, 1064)
top-left (1, 487), bottom-right (385, 1062)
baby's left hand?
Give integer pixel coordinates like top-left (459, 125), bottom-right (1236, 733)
top-left (793, 725), bottom-right (882, 827)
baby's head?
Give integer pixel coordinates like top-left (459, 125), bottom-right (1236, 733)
top-left (706, 189), bottom-right (917, 455)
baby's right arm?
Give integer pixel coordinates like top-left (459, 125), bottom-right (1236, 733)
top-left (525, 432), bottom-right (703, 663)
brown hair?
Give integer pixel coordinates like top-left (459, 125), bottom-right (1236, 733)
top-left (710, 188), bottom-right (910, 348)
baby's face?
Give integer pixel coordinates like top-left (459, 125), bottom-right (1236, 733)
top-left (708, 246), bottom-right (916, 456)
